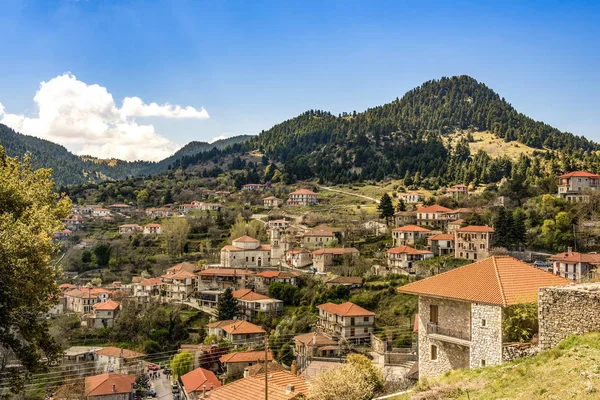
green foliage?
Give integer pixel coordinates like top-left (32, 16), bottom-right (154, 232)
top-left (378, 193), bottom-right (394, 224)
top-left (217, 287), bottom-right (239, 321)
top-left (268, 282), bottom-right (299, 305)
top-left (170, 351), bottom-right (193, 378)
top-left (347, 354), bottom-right (384, 393)
top-left (502, 303), bottom-right (539, 343)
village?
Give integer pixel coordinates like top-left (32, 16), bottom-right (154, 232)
top-left (35, 170), bottom-right (600, 399)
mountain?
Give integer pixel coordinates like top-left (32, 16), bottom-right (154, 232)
top-left (0, 124), bottom-right (252, 185)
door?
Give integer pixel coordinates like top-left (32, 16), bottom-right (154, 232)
top-left (257, 258), bottom-right (262, 267)
top-left (430, 305), bottom-right (439, 325)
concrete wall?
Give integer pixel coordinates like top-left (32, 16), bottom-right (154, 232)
top-left (470, 303), bottom-right (503, 368)
top-left (539, 285), bottom-right (600, 350)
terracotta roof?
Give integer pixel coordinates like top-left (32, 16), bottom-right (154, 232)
top-left (206, 320), bottom-right (237, 329)
top-left (326, 276), bottom-right (363, 285)
top-left (85, 373), bottom-right (135, 397)
top-left (197, 268), bottom-right (255, 277)
top-left (145, 223), bottom-right (161, 228)
top-left (387, 245), bottom-right (432, 255)
top-left (219, 350), bottom-right (273, 364)
top-left (449, 219), bottom-right (464, 226)
top-left (317, 301), bottom-right (375, 316)
top-left (64, 289), bottom-right (95, 299)
top-left (397, 256), bottom-right (571, 306)
top-left (428, 233), bottom-right (455, 241)
top-left (167, 262), bottom-right (197, 273)
top-left (392, 225), bottom-right (431, 232)
top-left (254, 271), bottom-right (299, 279)
top-left (139, 278), bottom-right (162, 286)
top-left (93, 300), bottom-right (120, 311)
top-left (303, 227), bottom-right (336, 237)
top-left (162, 270), bottom-right (196, 280)
top-left (232, 235), bottom-right (260, 243)
top-left (206, 370), bottom-right (309, 400)
top-left (181, 367), bottom-right (222, 394)
top-left (416, 205), bottom-right (453, 213)
top-left (548, 251), bottom-right (600, 264)
top-left (232, 289), bottom-right (271, 301)
top-left (290, 189), bottom-right (317, 195)
top-left (558, 171), bottom-right (600, 179)
top-left (221, 320), bottom-right (266, 335)
top-left (263, 196), bottom-right (278, 200)
top-left (287, 248), bottom-right (310, 254)
top-left (294, 332), bottom-right (338, 346)
top-left (312, 247), bottom-right (359, 256)
top-left (456, 225), bottom-right (494, 233)
top-left (449, 208), bottom-right (473, 213)
top-left (59, 283), bottom-right (76, 290)
top-left (95, 347), bottom-right (145, 359)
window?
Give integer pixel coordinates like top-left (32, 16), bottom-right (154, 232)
top-left (430, 345), bottom-right (438, 361)
top-left (364, 316), bottom-right (369, 322)
top-left (481, 319), bottom-right (486, 327)
top-left (252, 257), bottom-right (255, 262)
top-left (474, 253), bottom-right (478, 260)
top-left (350, 328), bottom-right (355, 337)
top-left (480, 359), bottom-right (486, 367)
top-left (351, 317), bottom-right (355, 326)
top-left (430, 305), bottom-right (438, 324)
top-left (246, 257), bottom-right (249, 262)
top-left (364, 327), bottom-right (368, 333)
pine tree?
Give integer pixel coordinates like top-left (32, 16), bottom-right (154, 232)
top-left (512, 208), bottom-right (527, 248)
top-left (396, 198), bottom-right (406, 212)
top-left (378, 193), bottom-right (395, 225)
top-left (217, 287), bottom-right (238, 321)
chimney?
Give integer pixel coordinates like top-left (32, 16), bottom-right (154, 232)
top-left (202, 384), bottom-right (206, 398)
top-left (568, 247), bottom-right (573, 253)
top-left (286, 384), bottom-right (295, 394)
top-left (112, 384), bottom-right (116, 393)
top-left (312, 332), bottom-right (317, 345)
top-left (243, 368), bottom-right (249, 378)
top-left (120, 348), bottom-right (124, 356)
top-left (291, 360), bottom-right (298, 376)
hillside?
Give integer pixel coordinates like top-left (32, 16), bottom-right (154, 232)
top-left (398, 333), bottom-right (600, 400)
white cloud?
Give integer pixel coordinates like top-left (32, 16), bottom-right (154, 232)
top-left (209, 135), bottom-right (227, 143)
top-left (0, 73), bottom-right (209, 161)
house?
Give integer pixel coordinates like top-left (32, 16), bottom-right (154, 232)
top-left (286, 248), bottom-right (313, 268)
top-left (206, 320), bottom-right (265, 345)
top-left (294, 332), bottom-right (340, 369)
top-left (391, 225), bottom-right (433, 246)
top-left (85, 373), bottom-right (135, 400)
top-left (447, 208), bottom-right (474, 221)
top-left (302, 226), bottom-right (339, 248)
top-left (178, 344), bottom-right (228, 370)
top-left (196, 268), bottom-right (255, 291)
top-left (243, 183), bottom-right (266, 191)
top-left (118, 224), bottom-right (143, 235)
top-left (253, 270), bottom-right (300, 294)
top-left (46, 295), bottom-right (66, 317)
top-left (63, 346), bottom-right (103, 376)
top-left (64, 288), bottom-right (101, 314)
top-left (387, 245), bottom-right (434, 275)
top-left (161, 270), bottom-right (196, 301)
top-left (94, 347), bottom-right (145, 374)
top-left (455, 226), bottom-right (494, 261)
top-left (447, 184), bottom-right (469, 199)
top-left (399, 193), bottom-right (425, 204)
top-left (179, 204), bottom-right (196, 213)
top-left (92, 208), bottom-right (111, 217)
top-left (316, 302), bottom-right (375, 343)
top-left (548, 248), bottom-right (600, 282)
top-left (394, 211), bottom-right (418, 227)
top-left (267, 219), bottom-right (290, 230)
top-left (108, 203), bottom-right (134, 213)
top-left (146, 207), bottom-right (177, 218)
top-left (62, 214), bottom-right (84, 230)
top-left (219, 350), bottom-right (273, 378)
top-left (232, 289), bottom-right (284, 321)
top-left (447, 219), bottom-right (464, 233)
top-left (86, 300), bottom-right (120, 329)
top-left (143, 223), bottom-right (162, 235)
top-left (205, 370), bottom-right (309, 400)
top-left (557, 171), bottom-right (600, 202)
top-left (59, 283), bottom-right (77, 293)
top-left (312, 247), bottom-right (360, 273)
top-left (397, 256), bottom-right (570, 378)
top-left (416, 205), bottom-right (455, 229)
top-left (325, 276), bottom-right (363, 290)
top-left (132, 278), bottom-right (162, 297)
top-left (428, 233), bottom-right (455, 256)
top-left (181, 367), bottom-right (222, 398)
top-left (220, 235), bottom-right (272, 268)
top-left (263, 196), bottom-right (283, 208)
top-left (288, 189), bottom-right (318, 206)
top-left (53, 229), bottom-right (73, 240)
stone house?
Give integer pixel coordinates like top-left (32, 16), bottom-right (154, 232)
top-left (394, 211), bottom-right (418, 227)
top-left (94, 347), bottom-right (145, 374)
top-left (386, 245), bottom-right (433, 275)
top-left (53, 229), bottom-right (73, 241)
top-left (132, 278), bottom-right (161, 297)
top-left (63, 346), bottom-right (103, 376)
top-left (287, 189), bottom-right (318, 206)
top-left (108, 203), bottom-right (134, 213)
top-left (86, 300), bottom-right (120, 329)
top-left (181, 367), bottom-right (222, 398)
top-left (220, 235), bottom-right (272, 268)
top-left (85, 373), bottom-right (135, 400)
top-left (253, 270), bottom-right (300, 294)
top-left (242, 183), bottom-right (266, 191)
top-left (312, 247), bottom-right (359, 273)
top-left (263, 196), bottom-right (283, 208)
top-left (219, 350), bottom-right (273, 378)
top-left (398, 193), bottom-right (425, 204)
top-left (447, 219), bottom-right (464, 233)
top-left (267, 219), bottom-right (290, 230)
top-left (316, 301), bottom-right (375, 343)
top-left (455, 226), bottom-right (494, 261)
top-left (64, 288), bottom-right (101, 314)
top-left (428, 233), bottom-right (455, 256)
top-left (178, 203), bottom-right (196, 213)
top-left (416, 205), bottom-right (456, 230)
top-left (557, 171), bottom-right (600, 202)
top-left (62, 214), bottom-right (84, 230)
top-left (286, 248), bottom-right (313, 268)
top-left (232, 289), bottom-right (284, 321)
top-left (196, 268), bottom-right (254, 291)
top-left (206, 320), bottom-right (265, 345)
top-left (446, 184), bottom-right (469, 200)
top-left (293, 332), bottom-right (340, 370)
top-left (143, 223), bottom-right (162, 235)
top-left (302, 226), bottom-right (341, 248)
top-left (161, 263), bottom-right (198, 301)
top-left (398, 255), bottom-right (569, 378)
top-left (92, 208), bottom-right (111, 218)
top-left (118, 224), bottom-right (143, 235)
top-left (547, 248), bottom-right (600, 282)
top-left (145, 207), bottom-right (177, 218)
top-left (391, 225), bottom-right (433, 246)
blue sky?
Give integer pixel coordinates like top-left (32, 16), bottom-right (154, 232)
top-left (1, 0), bottom-right (599, 160)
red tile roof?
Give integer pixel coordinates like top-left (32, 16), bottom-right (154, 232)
top-left (232, 235), bottom-right (260, 243)
top-left (290, 189), bottom-right (317, 195)
top-left (293, 332), bottom-right (338, 346)
top-left (232, 289), bottom-right (271, 301)
top-left (398, 256), bottom-right (571, 306)
top-left (254, 271), bottom-right (299, 279)
top-left (326, 276), bottom-right (363, 285)
top-left (548, 251), bottom-right (600, 264)
top-left (93, 300), bottom-right (120, 311)
top-left (317, 301), bottom-right (375, 316)
top-left (167, 262), bottom-right (197, 273)
top-left (392, 225), bottom-right (431, 232)
top-left (558, 171), bottom-right (600, 179)
top-left (181, 367), bottom-right (222, 394)
top-left (85, 373), bottom-right (135, 397)
top-left (387, 245), bottom-right (432, 255)
top-left (95, 347), bottom-right (145, 359)
top-left (197, 268), bottom-right (255, 277)
top-left (162, 270), bottom-right (196, 280)
top-left (312, 247), bottom-right (359, 256)
top-left (139, 278), bottom-right (162, 286)
top-left (206, 370), bottom-right (308, 400)
top-left (456, 225), bottom-right (494, 233)
top-left (428, 234), bottom-right (455, 241)
top-left (219, 350), bottom-right (273, 364)
top-left (416, 205), bottom-right (453, 213)
top-left (220, 320), bottom-right (266, 335)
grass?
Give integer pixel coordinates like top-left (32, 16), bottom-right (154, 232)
top-left (446, 131), bottom-right (537, 160)
top-left (395, 332), bottom-right (600, 399)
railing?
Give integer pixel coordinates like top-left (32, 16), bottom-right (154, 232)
top-left (427, 322), bottom-right (471, 342)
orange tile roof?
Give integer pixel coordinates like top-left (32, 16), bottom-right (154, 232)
top-left (162, 270), bottom-right (196, 280)
top-left (428, 233), bottom-right (455, 241)
top-left (221, 320), bottom-right (266, 335)
top-left (232, 289), bottom-right (271, 301)
top-left (232, 235), bottom-right (260, 243)
top-left (206, 370), bottom-right (308, 400)
top-left (317, 301), bottom-right (375, 316)
top-left (449, 219), bottom-right (464, 225)
top-left (197, 268), bottom-right (255, 277)
top-left (548, 251), bottom-right (600, 264)
top-left (254, 271), bottom-right (299, 279)
top-left (206, 320), bottom-right (237, 329)
top-left (456, 225), bottom-right (494, 233)
top-left (95, 347), bottom-right (145, 359)
top-left (397, 256), bottom-right (571, 306)
top-left (312, 247), bottom-right (359, 256)
top-left (139, 278), bottom-right (162, 286)
top-left (392, 225), bottom-right (431, 232)
top-left (167, 262), bottom-right (197, 273)
top-left (294, 332), bottom-right (338, 346)
top-left (558, 171), bottom-right (600, 179)
top-left (85, 373), bottom-right (135, 397)
top-left (59, 283), bottom-right (76, 290)
top-left (93, 300), bottom-right (120, 311)
top-left (416, 205), bottom-right (453, 213)
top-left (290, 189), bottom-right (317, 195)
top-left (387, 245), bottom-right (432, 255)
top-left (181, 367), bottom-right (222, 394)
top-left (326, 276), bottom-right (363, 285)
top-left (219, 350), bottom-right (273, 364)
top-left (263, 196), bottom-right (277, 200)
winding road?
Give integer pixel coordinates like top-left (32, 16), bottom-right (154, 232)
top-left (319, 186), bottom-right (380, 204)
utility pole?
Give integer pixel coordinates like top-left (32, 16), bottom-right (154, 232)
top-left (264, 334), bottom-right (269, 400)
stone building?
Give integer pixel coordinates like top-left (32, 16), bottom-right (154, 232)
top-left (312, 247), bottom-right (359, 273)
top-left (391, 225), bottom-right (433, 246)
top-left (428, 233), bottom-right (455, 256)
top-left (220, 235), bottom-right (272, 268)
top-left (416, 204), bottom-right (456, 229)
top-left (398, 256), bottom-right (569, 378)
top-left (219, 350), bottom-right (273, 378)
top-left (316, 301), bottom-right (375, 344)
top-left (302, 226), bottom-right (345, 248)
top-left (394, 211), bottom-right (418, 227)
top-left (286, 248), bottom-right (313, 268)
top-left (253, 270), bottom-right (300, 294)
top-left (386, 245), bottom-right (433, 275)
top-left (547, 248), bottom-right (600, 282)
top-left (232, 289), bottom-right (283, 321)
top-left (287, 189), bottom-right (318, 206)
top-left (557, 171), bottom-right (600, 202)
top-left (263, 196), bottom-right (283, 208)
top-left (455, 225), bottom-right (494, 261)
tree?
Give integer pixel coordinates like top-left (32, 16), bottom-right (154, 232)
top-left (170, 351), bottom-right (193, 378)
top-left (163, 189), bottom-right (173, 205)
top-left (93, 243), bottom-right (111, 267)
top-left (378, 193), bottom-right (394, 225)
top-left (81, 249), bottom-right (92, 263)
top-left (0, 148), bottom-right (71, 393)
top-left (162, 217), bottom-right (190, 256)
top-left (396, 198), bottom-right (406, 212)
top-left (137, 189), bottom-right (150, 208)
top-left (308, 357), bottom-right (377, 400)
top-left (217, 288), bottom-right (238, 320)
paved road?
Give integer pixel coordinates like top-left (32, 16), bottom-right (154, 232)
top-left (319, 186), bottom-right (380, 204)
top-left (151, 373), bottom-right (175, 400)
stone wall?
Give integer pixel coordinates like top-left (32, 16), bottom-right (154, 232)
top-left (539, 284), bottom-right (600, 350)
top-left (470, 303), bottom-right (503, 368)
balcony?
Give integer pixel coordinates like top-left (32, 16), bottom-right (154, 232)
top-left (426, 323), bottom-right (471, 346)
